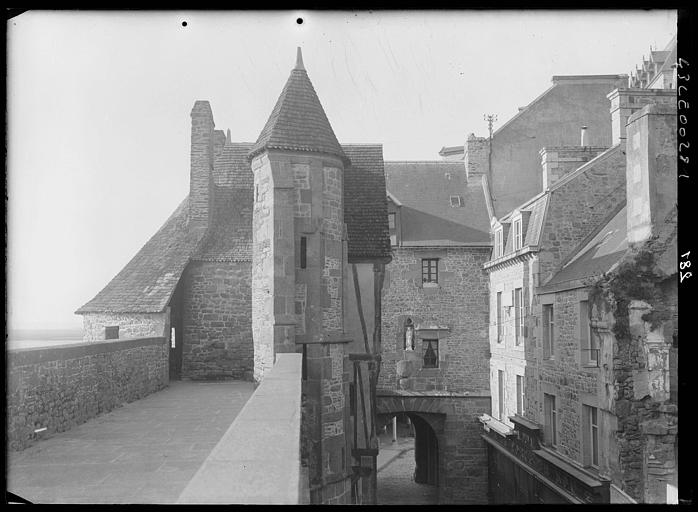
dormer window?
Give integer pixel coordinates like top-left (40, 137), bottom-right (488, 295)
top-left (513, 218), bottom-right (523, 250)
top-left (494, 228), bottom-right (504, 258)
top-left (450, 195), bottom-right (462, 207)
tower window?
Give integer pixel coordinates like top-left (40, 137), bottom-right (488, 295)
top-left (300, 236), bottom-right (307, 269)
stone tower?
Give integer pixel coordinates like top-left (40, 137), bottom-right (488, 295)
top-left (249, 48), bottom-right (352, 502)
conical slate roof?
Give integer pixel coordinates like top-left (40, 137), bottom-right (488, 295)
top-left (248, 48), bottom-right (348, 163)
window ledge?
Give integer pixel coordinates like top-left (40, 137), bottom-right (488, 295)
top-left (479, 414), bottom-right (515, 438)
top-left (422, 282), bottom-right (439, 289)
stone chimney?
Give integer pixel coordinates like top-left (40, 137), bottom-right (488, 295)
top-left (607, 88), bottom-right (676, 145)
top-left (539, 145), bottom-right (607, 189)
top-left (212, 129), bottom-right (226, 159)
top-left (625, 103), bottom-right (677, 245)
top-left (190, 100), bottom-right (215, 225)
top-left (464, 133), bottom-right (490, 184)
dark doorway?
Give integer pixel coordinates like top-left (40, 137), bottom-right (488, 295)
top-left (411, 414), bottom-right (439, 486)
top-left (377, 413), bottom-right (439, 504)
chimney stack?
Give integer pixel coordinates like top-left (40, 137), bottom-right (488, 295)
top-left (607, 88), bottom-right (676, 145)
top-left (190, 100), bottom-right (215, 225)
top-left (464, 133), bottom-right (490, 185)
top-left (580, 126), bottom-right (588, 147)
top-left (540, 145), bottom-right (607, 189)
top-left (625, 103), bottom-right (677, 246)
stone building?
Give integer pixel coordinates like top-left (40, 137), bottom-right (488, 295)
top-left (437, 74), bottom-right (628, 216)
top-left (377, 159), bottom-right (492, 503)
top-left (479, 42), bottom-right (678, 504)
top-left (76, 49), bottom-right (391, 504)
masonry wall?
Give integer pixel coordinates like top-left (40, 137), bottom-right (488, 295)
top-left (489, 77), bottom-right (626, 216)
top-left (380, 247), bottom-right (491, 394)
top-left (488, 257), bottom-right (533, 426)
top-left (377, 393), bottom-right (491, 504)
top-left (529, 289), bottom-right (615, 471)
top-left (7, 337), bottom-right (168, 451)
top-left (181, 260), bottom-right (253, 380)
top-left (82, 311), bottom-right (169, 342)
top-left (537, 145), bottom-right (627, 283)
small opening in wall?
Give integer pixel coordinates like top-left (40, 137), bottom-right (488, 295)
top-left (105, 326), bottom-right (119, 340)
top-left (181, 21), bottom-right (187, 27)
top-left (300, 236), bottom-right (307, 269)
top-left (296, 17), bottom-right (304, 25)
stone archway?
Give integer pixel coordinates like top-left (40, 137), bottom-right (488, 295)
top-left (375, 393), bottom-right (452, 503)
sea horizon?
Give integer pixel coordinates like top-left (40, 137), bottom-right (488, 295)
top-left (6, 327), bottom-right (85, 349)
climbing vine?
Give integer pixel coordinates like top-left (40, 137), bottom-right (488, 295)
top-left (589, 248), bottom-right (671, 341)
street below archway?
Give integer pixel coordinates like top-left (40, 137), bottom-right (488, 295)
top-left (376, 432), bottom-right (438, 505)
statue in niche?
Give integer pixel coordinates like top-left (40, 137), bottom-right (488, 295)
top-left (404, 318), bottom-right (415, 351)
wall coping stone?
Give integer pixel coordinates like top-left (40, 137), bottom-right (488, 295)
top-left (176, 353), bottom-right (303, 504)
top-left (8, 337), bottom-right (166, 366)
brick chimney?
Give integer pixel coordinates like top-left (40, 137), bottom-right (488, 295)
top-left (190, 100), bottom-right (215, 225)
top-left (625, 102), bottom-right (677, 245)
top-left (464, 133), bottom-right (490, 184)
top-left (607, 88), bottom-right (676, 145)
top-left (539, 144), bottom-right (607, 189)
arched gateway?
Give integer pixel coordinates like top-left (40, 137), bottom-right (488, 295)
top-left (375, 390), bottom-right (491, 504)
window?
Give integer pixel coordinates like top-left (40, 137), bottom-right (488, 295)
top-left (516, 375), bottom-right (524, 416)
top-left (170, 327), bottom-right (176, 348)
top-left (544, 393), bottom-right (557, 447)
top-left (388, 213), bottom-right (396, 229)
top-left (583, 405), bottom-right (599, 467)
top-left (498, 370), bottom-right (505, 420)
top-left (422, 258), bottom-right (438, 284)
top-left (422, 339), bottom-right (439, 368)
top-left (300, 236), bottom-right (307, 269)
top-left (105, 326), bottom-right (119, 340)
top-left (513, 218), bottom-right (523, 250)
top-left (450, 195), bottom-right (462, 207)
top-left (514, 288), bottom-right (523, 345)
top-left (390, 234), bottom-right (397, 246)
top-left (543, 304), bottom-right (555, 359)
top-left (494, 228), bottom-right (503, 258)
top-left (496, 292), bottom-right (503, 343)
top-left (579, 300), bottom-right (598, 366)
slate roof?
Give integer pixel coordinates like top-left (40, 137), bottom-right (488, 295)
top-left (248, 49), bottom-right (347, 163)
top-left (194, 186), bottom-right (253, 262)
top-left (343, 144), bottom-right (392, 262)
top-left (75, 198), bottom-right (207, 313)
top-left (540, 203), bottom-right (628, 292)
top-left (385, 161), bottom-right (490, 246)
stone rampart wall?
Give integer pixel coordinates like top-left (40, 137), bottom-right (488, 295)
top-left (7, 337), bottom-right (168, 450)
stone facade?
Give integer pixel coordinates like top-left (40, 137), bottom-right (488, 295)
top-left (181, 260), bottom-right (253, 380)
top-left (82, 311), bottom-right (169, 342)
top-left (380, 247), bottom-right (491, 393)
top-left (7, 337), bottom-right (168, 451)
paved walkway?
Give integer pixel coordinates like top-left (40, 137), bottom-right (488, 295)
top-left (7, 381), bottom-right (254, 504)
top-left (376, 432), bottom-right (438, 505)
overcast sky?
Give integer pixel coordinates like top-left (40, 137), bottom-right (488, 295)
top-left (7, 10), bottom-right (676, 330)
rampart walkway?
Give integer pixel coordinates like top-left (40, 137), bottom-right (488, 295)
top-left (7, 380), bottom-right (254, 504)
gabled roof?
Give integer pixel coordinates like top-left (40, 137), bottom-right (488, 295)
top-left (539, 203), bottom-right (628, 292)
top-left (248, 48), bottom-right (347, 163)
top-left (75, 198), bottom-right (207, 314)
top-left (385, 161), bottom-right (490, 246)
top-left (343, 144), bottom-right (392, 262)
